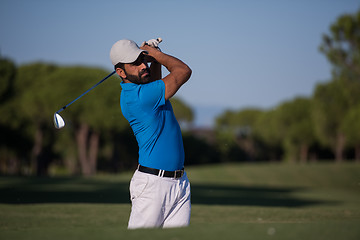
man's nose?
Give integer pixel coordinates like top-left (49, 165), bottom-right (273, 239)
top-left (140, 62), bottom-right (148, 69)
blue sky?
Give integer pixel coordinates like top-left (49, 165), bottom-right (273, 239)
top-left (1, 0), bottom-right (359, 127)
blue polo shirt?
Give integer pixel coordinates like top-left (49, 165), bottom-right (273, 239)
top-left (120, 80), bottom-right (185, 171)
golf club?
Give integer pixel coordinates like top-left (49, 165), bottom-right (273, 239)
top-left (53, 71), bottom-right (116, 129)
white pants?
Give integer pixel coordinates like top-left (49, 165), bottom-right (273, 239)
top-left (128, 170), bottom-right (191, 229)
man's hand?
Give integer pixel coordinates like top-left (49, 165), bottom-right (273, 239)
top-left (141, 38), bottom-right (162, 63)
top-left (141, 45), bottom-right (162, 64)
top-left (141, 38), bottom-right (162, 50)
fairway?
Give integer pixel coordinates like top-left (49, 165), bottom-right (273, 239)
top-left (0, 162), bottom-right (359, 240)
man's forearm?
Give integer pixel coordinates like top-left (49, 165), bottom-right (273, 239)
top-left (150, 50), bottom-right (189, 75)
top-left (150, 61), bottom-right (162, 81)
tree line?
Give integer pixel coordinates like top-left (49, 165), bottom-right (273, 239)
top-left (215, 9), bottom-right (360, 163)
top-left (1, 10), bottom-right (359, 176)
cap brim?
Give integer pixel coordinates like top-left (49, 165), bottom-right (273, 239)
top-left (110, 39), bottom-right (148, 65)
top-left (122, 49), bottom-right (146, 64)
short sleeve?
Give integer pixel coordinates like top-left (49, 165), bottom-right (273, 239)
top-left (138, 80), bottom-right (166, 111)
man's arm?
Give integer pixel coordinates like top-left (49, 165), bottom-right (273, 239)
top-left (141, 45), bottom-right (192, 100)
top-left (149, 60), bottom-right (162, 82)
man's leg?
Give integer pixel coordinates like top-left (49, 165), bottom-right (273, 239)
top-left (162, 173), bottom-right (191, 228)
top-left (128, 171), bottom-right (164, 229)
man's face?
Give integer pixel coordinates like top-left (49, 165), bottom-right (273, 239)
top-left (123, 54), bottom-right (151, 84)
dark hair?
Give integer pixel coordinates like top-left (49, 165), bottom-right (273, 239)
top-left (114, 62), bottom-right (125, 71)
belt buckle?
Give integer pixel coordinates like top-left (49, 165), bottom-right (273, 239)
top-left (174, 170), bottom-right (184, 179)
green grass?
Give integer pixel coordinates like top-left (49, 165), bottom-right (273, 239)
top-left (0, 162), bottom-right (359, 240)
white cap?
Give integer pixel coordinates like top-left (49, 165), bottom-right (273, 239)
top-left (110, 39), bottom-right (146, 65)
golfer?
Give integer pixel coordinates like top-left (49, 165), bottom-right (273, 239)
top-left (110, 39), bottom-right (192, 229)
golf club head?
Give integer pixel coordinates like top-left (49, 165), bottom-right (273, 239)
top-left (54, 113), bottom-right (65, 129)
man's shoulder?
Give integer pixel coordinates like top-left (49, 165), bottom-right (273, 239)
top-left (121, 80), bottom-right (165, 110)
top-left (142, 80), bottom-right (164, 89)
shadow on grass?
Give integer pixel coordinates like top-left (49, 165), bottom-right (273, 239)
top-left (0, 177), bottom-right (330, 207)
top-left (191, 184), bottom-right (326, 207)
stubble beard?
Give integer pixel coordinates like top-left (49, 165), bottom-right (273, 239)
top-left (125, 68), bottom-right (151, 84)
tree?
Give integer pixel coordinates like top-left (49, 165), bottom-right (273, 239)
top-left (0, 57), bottom-right (16, 103)
top-left (312, 80), bottom-right (350, 162)
top-left (342, 104), bottom-right (360, 161)
top-left (215, 108), bottom-right (263, 161)
top-left (0, 57), bottom-right (31, 174)
top-left (316, 9), bottom-right (360, 162)
top-left (275, 97), bottom-right (316, 162)
top-left (253, 109), bottom-right (283, 161)
top-left (319, 9), bottom-right (360, 81)
top-left (12, 63), bottom-right (59, 175)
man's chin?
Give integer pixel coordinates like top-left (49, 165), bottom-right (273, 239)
top-left (141, 76), bottom-right (152, 84)
top-left (126, 74), bottom-right (152, 84)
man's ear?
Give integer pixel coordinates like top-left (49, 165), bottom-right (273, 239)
top-left (116, 67), bottom-right (126, 79)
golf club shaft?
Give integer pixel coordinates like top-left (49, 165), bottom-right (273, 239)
top-left (56, 71), bottom-right (116, 114)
